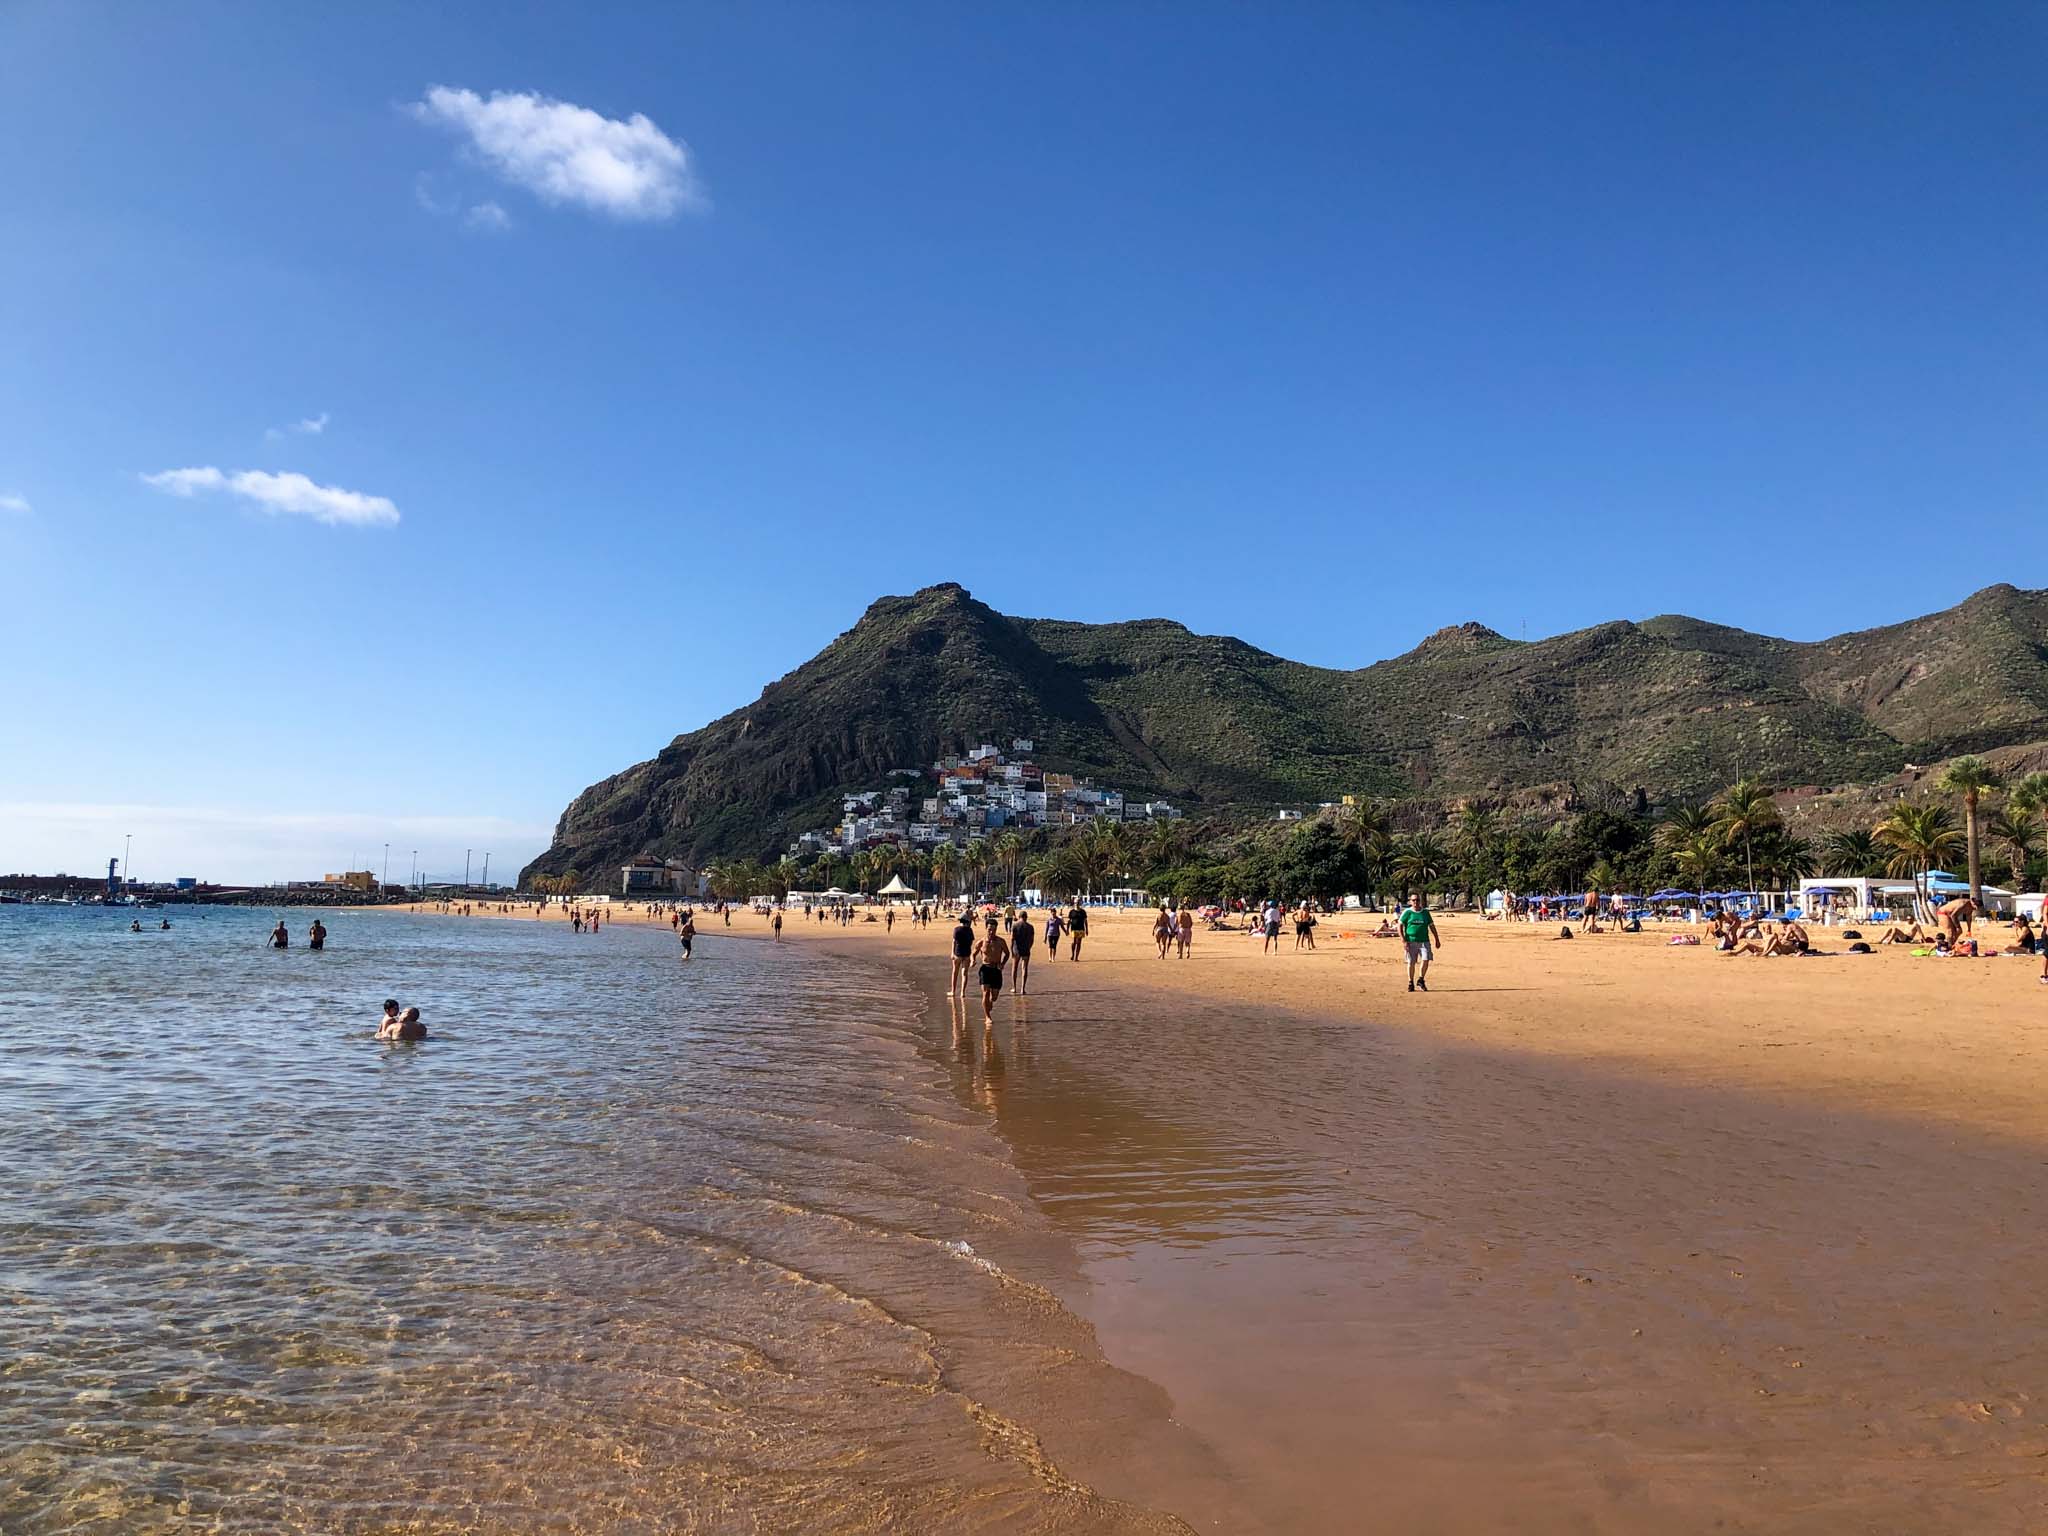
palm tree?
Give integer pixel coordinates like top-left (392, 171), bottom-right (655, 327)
top-left (1874, 801), bottom-right (1963, 921)
top-left (930, 844), bottom-right (957, 900)
top-left (1337, 800), bottom-right (1393, 903)
top-left (1937, 755), bottom-right (2002, 907)
top-left (2005, 772), bottom-right (2048, 890)
top-left (1709, 779), bottom-right (1781, 895)
top-left (1668, 832), bottom-right (1726, 893)
top-left (1984, 807), bottom-right (2038, 894)
top-left (1389, 832), bottom-right (1450, 892)
top-left (994, 831), bottom-right (1026, 898)
top-left (1654, 801), bottom-right (1714, 853)
top-left (1820, 826), bottom-right (1884, 879)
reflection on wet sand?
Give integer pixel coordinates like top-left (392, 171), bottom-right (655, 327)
top-left (905, 950), bottom-right (2048, 1534)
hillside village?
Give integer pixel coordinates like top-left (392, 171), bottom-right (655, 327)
top-left (791, 738), bottom-right (1181, 860)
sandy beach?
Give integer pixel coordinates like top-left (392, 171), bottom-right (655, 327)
top-left (389, 898), bottom-right (2048, 1531)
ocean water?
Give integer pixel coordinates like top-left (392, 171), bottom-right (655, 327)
top-left (0, 907), bottom-right (1187, 1534)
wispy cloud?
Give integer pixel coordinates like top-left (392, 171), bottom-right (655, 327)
top-left (0, 492), bottom-right (29, 514)
top-left (142, 466), bottom-right (400, 528)
top-left (266, 412), bottom-right (330, 441)
top-left (410, 85), bottom-right (702, 222)
top-left (466, 199), bottom-right (512, 232)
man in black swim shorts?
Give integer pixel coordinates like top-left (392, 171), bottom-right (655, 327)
top-left (973, 916), bottom-right (1011, 1026)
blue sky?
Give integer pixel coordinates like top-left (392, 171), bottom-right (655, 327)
top-left (4, 2), bottom-right (2045, 882)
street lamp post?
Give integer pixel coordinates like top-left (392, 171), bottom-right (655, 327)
top-left (384, 844), bottom-right (390, 884)
top-left (465, 849), bottom-right (472, 888)
top-left (481, 852), bottom-right (490, 887)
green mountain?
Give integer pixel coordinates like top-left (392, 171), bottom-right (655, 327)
top-left (521, 582), bottom-right (2048, 883)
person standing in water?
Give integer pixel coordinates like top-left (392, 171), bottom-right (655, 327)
top-left (308, 918), bottom-right (327, 952)
top-left (269, 920), bottom-right (289, 949)
top-left (771, 908), bottom-right (783, 942)
top-left (1011, 909), bottom-right (1036, 995)
top-left (972, 916), bottom-right (1011, 1027)
top-left (949, 910), bottom-right (975, 997)
top-left (678, 910), bottom-right (696, 960)
top-left (1401, 892), bottom-right (1441, 992)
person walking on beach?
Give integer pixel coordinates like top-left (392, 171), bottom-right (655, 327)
top-left (268, 920), bottom-right (289, 950)
top-left (1011, 909), bottom-right (1036, 995)
top-left (1043, 908), bottom-right (1063, 960)
top-left (1153, 905), bottom-right (1174, 958)
top-left (886, 907), bottom-right (896, 933)
top-left (1175, 904), bottom-right (1193, 959)
top-left (972, 916), bottom-right (1011, 1026)
top-left (950, 911), bottom-right (976, 997)
top-left (1066, 902), bottom-right (1088, 961)
top-left (1401, 893), bottom-right (1441, 992)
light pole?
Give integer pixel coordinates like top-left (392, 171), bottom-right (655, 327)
top-left (464, 849), bottom-right (472, 888)
top-left (481, 852), bottom-right (490, 887)
top-left (411, 850), bottom-right (418, 887)
top-left (123, 834), bottom-right (132, 889)
top-left (384, 844), bottom-right (390, 884)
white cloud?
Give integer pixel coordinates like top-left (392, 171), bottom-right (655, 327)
top-left (0, 492), bottom-right (29, 514)
top-left (410, 85), bottom-right (702, 222)
top-left (264, 411), bottom-right (329, 441)
top-left (466, 200), bottom-right (512, 232)
top-left (142, 466), bottom-right (400, 528)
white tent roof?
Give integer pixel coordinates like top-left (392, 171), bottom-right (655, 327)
top-left (877, 874), bottom-right (915, 895)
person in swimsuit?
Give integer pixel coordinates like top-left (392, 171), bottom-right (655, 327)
top-left (678, 911), bottom-right (695, 959)
top-left (772, 909), bottom-right (783, 942)
top-left (950, 912), bottom-right (976, 997)
top-left (972, 917), bottom-right (1011, 1026)
top-left (379, 1005), bottom-right (427, 1041)
top-left (1175, 904), bottom-right (1193, 958)
top-left (1067, 903), bottom-right (1088, 961)
top-left (377, 999), bottom-right (402, 1033)
top-left (130, 919), bottom-right (142, 932)
top-left (308, 919), bottom-right (327, 952)
top-left (886, 907), bottom-right (895, 933)
top-left (1294, 902), bottom-right (1317, 951)
top-left (1152, 906), bottom-right (1174, 958)
top-left (269, 920), bottom-right (289, 949)
top-left (1011, 909), bottom-right (1036, 995)
top-left (1043, 909), bottom-right (1063, 960)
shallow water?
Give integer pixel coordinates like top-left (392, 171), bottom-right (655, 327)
top-left (0, 908), bottom-right (1190, 1534)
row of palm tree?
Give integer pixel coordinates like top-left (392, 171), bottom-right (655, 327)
top-left (663, 757), bottom-right (2048, 914)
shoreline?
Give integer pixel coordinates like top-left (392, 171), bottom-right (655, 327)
top-left (369, 899), bottom-right (2048, 1531)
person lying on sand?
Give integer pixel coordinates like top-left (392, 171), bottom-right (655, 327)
top-left (1372, 918), bottom-right (1399, 938)
top-left (1876, 924), bottom-right (1929, 946)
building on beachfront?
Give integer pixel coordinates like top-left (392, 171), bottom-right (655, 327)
top-left (621, 855), bottom-right (701, 895)
top-left (322, 871), bottom-right (377, 891)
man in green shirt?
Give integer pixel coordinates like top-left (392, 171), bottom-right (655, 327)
top-left (1400, 892), bottom-right (1441, 992)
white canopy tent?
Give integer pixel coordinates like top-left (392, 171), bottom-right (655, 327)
top-left (877, 874), bottom-right (915, 898)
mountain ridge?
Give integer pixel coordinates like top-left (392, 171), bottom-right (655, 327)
top-left (522, 583), bottom-right (2048, 884)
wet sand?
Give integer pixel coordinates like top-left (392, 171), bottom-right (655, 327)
top-left (391, 901), bottom-right (2048, 1531)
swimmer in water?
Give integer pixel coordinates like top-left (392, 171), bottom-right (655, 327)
top-left (377, 1002), bottom-right (426, 1041)
top-left (269, 920), bottom-right (289, 949)
top-left (130, 919), bottom-right (142, 932)
top-left (308, 918), bottom-right (326, 951)
top-left (678, 911), bottom-right (695, 959)
top-left (377, 999), bottom-right (401, 1033)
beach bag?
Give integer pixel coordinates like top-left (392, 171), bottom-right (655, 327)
top-left (1848, 941), bottom-right (1871, 953)
top-left (1558, 925), bottom-right (1573, 939)
top-left (1841, 929), bottom-right (1862, 940)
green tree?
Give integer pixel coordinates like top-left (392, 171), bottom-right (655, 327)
top-left (1390, 831), bottom-right (1451, 894)
top-left (1710, 779), bottom-right (1781, 894)
top-left (1984, 807), bottom-right (2038, 893)
top-left (1937, 755), bottom-right (2002, 907)
top-left (1874, 801), bottom-right (1963, 920)
top-left (1820, 826), bottom-right (1884, 879)
top-left (1669, 832), bottom-right (1726, 892)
